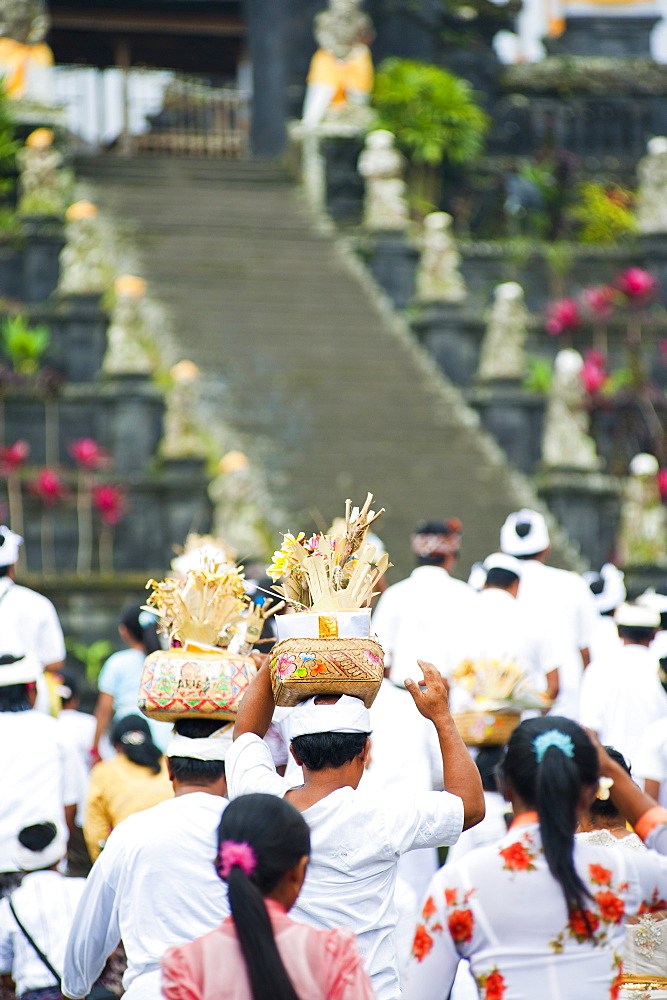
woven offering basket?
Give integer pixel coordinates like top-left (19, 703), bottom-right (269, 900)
top-left (138, 648), bottom-right (257, 721)
top-left (270, 636), bottom-right (384, 708)
top-left (453, 709), bottom-right (521, 748)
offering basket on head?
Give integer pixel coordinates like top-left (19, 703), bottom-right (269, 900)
top-left (450, 657), bottom-right (551, 747)
top-left (139, 645), bottom-right (257, 722)
top-left (268, 493), bottom-right (389, 709)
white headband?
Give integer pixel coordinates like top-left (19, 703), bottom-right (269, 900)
top-left (167, 723), bottom-right (234, 761)
top-left (0, 653), bottom-right (41, 687)
top-left (14, 824), bottom-right (67, 871)
top-left (0, 526), bottom-right (22, 566)
top-left (483, 551), bottom-right (523, 577)
top-left (290, 695), bottom-right (372, 739)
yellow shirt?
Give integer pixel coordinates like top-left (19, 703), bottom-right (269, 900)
top-left (84, 754), bottom-right (173, 860)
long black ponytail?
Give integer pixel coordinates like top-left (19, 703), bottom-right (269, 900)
top-left (216, 793), bottom-right (310, 1000)
top-left (111, 714), bottom-right (162, 774)
top-left (504, 716), bottom-right (600, 920)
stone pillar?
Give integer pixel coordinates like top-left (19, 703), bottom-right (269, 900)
top-left (411, 303), bottom-right (478, 386)
top-left (537, 469), bottom-right (622, 569)
top-left (245, 0), bottom-right (290, 158)
top-left (364, 236), bottom-right (419, 310)
top-left (467, 380), bottom-right (545, 473)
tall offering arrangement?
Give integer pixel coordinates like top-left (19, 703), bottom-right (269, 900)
top-left (138, 560), bottom-right (276, 721)
top-left (268, 493), bottom-right (390, 707)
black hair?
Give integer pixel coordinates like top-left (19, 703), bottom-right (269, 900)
top-left (111, 714), bottom-right (162, 774)
top-left (291, 731), bottom-right (369, 771)
top-left (475, 746), bottom-right (505, 792)
top-left (587, 747), bottom-right (630, 822)
top-left (0, 564), bottom-right (10, 578)
top-left (168, 718), bottom-right (226, 784)
top-left (217, 794), bottom-right (310, 1000)
top-left (0, 680), bottom-right (31, 712)
top-left (503, 716), bottom-right (599, 922)
top-left (485, 567), bottom-right (519, 590)
top-left (617, 624), bottom-right (656, 644)
top-left (18, 821), bottom-right (57, 853)
top-left (120, 602), bottom-right (161, 654)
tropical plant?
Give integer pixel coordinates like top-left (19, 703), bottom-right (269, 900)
top-left (570, 182), bottom-right (636, 244)
top-left (1, 313), bottom-right (50, 375)
top-left (65, 638), bottom-right (113, 684)
top-left (0, 85), bottom-right (18, 201)
top-left (523, 356), bottom-right (553, 394)
top-left (373, 58), bottom-right (489, 211)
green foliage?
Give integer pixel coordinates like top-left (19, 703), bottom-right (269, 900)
top-left (1, 313), bottom-right (50, 375)
top-left (0, 85), bottom-right (18, 196)
top-left (600, 367), bottom-right (634, 394)
top-left (523, 356), bottom-right (553, 395)
top-left (373, 58), bottom-right (489, 167)
top-left (570, 182), bottom-right (636, 244)
top-left (65, 638), bottom-right (113, 684)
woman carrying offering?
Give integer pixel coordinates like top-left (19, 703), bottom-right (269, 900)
top-left (406, 716), bottom-right (667, 1000)
top-left (161, 792), bottom-right (375, 1000)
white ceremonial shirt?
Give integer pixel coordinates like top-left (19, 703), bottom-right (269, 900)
top-left (0, 871), bottom-right (85, 995)
top-left (406, 818), bottom-right (667, 1000)
top-left (62, 792), bottom-right (229, 1000)
top-left (513, 560), bottom-right (599, 719)
top-left (0, 710), bottom-right (79, 873)
top-left (226, 732), bottom-right (465, 1000)
top-left (579, 643), bottom-right (667, 765)
top-left (372, 565), bottom-right (476, 685)
top-left (0, 578), bottom-right (65, 666)
top-left (635, 717), bottom-right (667, 807)
top-left (449, 588), bottom-right (564, 703)
top-left (588, 614), bottom-right (622, 666)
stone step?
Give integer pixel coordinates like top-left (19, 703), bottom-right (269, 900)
top-left (76, 154), bottom-right (582, 577)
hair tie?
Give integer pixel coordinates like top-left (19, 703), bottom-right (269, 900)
top-left (120, 731), bottom-right (146, 746)
top-left (533, 729), bottom-right (575, 763)
top-left (216, 840), bottom-right (257, 880)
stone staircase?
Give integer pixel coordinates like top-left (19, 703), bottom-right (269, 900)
top-left (76, 155), bottom-right (580, 578)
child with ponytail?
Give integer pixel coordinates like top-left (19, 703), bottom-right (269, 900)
top-left (161, 793), bottom-right (375, 1000)
top-left (406, 716), bottom-right (667, 1000)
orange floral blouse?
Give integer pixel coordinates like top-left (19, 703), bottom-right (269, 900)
top-left (405, 818), bottom-right (667, 1000)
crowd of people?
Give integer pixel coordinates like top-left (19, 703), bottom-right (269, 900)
top-left (3, 509), bottom-right (667, 1000)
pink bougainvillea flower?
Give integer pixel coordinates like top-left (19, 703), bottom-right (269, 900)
top-left (581, 349), bottom-right (609, 395)
top-left (546, 298), bottom-right (580, 336)
top-left (92, 484), bottom-right (126, 525)
top-left (581, 285), bottom-right (615, 320)
top-left (28, 468), bottom-right (68, 506)
top-left (658, 469), bottom-right (667, 501)
top-left (616, 267), bottom-right (658, 302)
top-left (69, 438), bottom-right (109, 470)
top-left (0, 439), bottom-right (29, 475)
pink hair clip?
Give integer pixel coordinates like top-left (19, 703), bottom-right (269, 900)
top-left (216, 840), bottom-right (257, 879)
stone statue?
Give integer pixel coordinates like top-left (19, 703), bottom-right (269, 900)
top-left (17, 128), bottom-right (67, 216)
top-left (358, 130), bottom-right (409, 232)
top-left (160, 360), bottom-right (209, 459)
top-left (301, 0), bottom-right (374, 128)
top-left (617, 453), bottom-right (667, 566)
top-left (59, 201), bottom-right (114, 296)
top-left (637, 137), bottom-right (667, 236)
top-left (102, 275), bottom-right (154, 376)
top-left (415, 213), bottom-right (467, 303)
top-left (0, 0), bottom-right (53, 102)
top-left (477, 282), bottom-right (528, 381)
top-left (208, 452), bottom-right (272, 560)
top-left (541, 349), bottom-right (602, 470)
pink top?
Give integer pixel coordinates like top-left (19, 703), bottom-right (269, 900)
top-left (161, 899), bottom-right (376, 1000)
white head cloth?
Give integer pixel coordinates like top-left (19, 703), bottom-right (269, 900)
top-left (14, 823), bottom-right (67, 871)
top-left (0, 653), bottom-right (40, 687)
top-left (290, 695), bottom-right (372, 739)
top-left (483, 551), bottom-right (523, 577)
top-left (636, 588), bottom-right (667, 616)
top-left (614, 602), bottom-right (660, 629)
top-left (500, 509), bottom-right (550, 557)
top-left (583, 563), bottom-right (626, 614)
top-left (0, 526), bottom-right (22, 567)
top-left (167, 722), bottom-right (234, 761)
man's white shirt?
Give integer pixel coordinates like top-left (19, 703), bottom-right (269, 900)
top-left (62, 793), bottom-right (229, 1000)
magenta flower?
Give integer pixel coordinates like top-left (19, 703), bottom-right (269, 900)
top-left (546, 298), bottom-right (580, 336)
top-left (92, 484), bottom-right (126, 525)
top-left (0, 439), bottom-right (29, 475)
top-left (581, 286), bottom-right (615, 320)
top-left (659, 469), bottom-right (667, 501)
top-left (28, 468), bottom-right (67, 507)
top-left (581, 350), bottom-right (609, 395)
top-left (616, 267), bottom-right (658, 303)
top-left (69, 438), bottom-right (109, 470)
